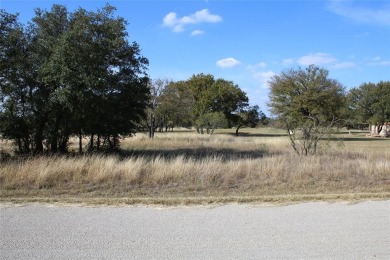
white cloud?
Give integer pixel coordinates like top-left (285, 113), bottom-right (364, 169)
top-left (163, 9), bottom-right (222, 33)
top-left (191, 30), bottom-right (204, 36)
top-left (246, 62), bottom-right (267, 71)
top-left (297, 53), bottom-right (337, 66)
top-left (332, 62), bottom-right (356, 69)
top-left (253, 70), bottom-right (276, 88)
top-left (216, 58), bottom-right (241, 68)
top-left (368, 56), bottom-right (390, 66)
top-left (163, 12), bottom-right (177, 27)
top-left (328, 0), bottom-right (390, 27)
top-left (282, 58), bottom-right (294, 66)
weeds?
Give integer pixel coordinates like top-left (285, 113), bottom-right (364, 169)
top-left (1, 129), bottom-right (389, 204)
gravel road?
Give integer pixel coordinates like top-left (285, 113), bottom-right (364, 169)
top-left (1, 201), bottom-right (389, 259)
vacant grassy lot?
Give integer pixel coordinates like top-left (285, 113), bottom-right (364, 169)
top-left (1, 128), bottom-right (389, 205)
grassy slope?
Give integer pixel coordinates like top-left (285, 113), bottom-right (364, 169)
top-left (1, 128), bottom-right (389, 205)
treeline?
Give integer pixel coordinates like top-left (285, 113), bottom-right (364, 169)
top-left (139, 76), bottom-right (267, 138)
top-left (0, 5), bottom-right (150, 154)
top-left (1, 5), bottom-right (388, 156)
top-left (0, 5), bottom-right (267, 154)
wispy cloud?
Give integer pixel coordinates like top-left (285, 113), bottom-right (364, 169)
top-left (332, 62), bottom-right (356, 69)
top-left (285, 53), bottom-right (356, 70)
top-left (163, 9), bottom-right (222, 33)
top-left (282, 58), bottom-right (294, 66)
top-left (246, 62), bottom-right (267, 71)
top-left (253, 71), bottom-right (276, 88)
top-left (328, 0), bottom-right (390, 27)
top-left (216, 58), bottom-right (241, 68)
top-left (368, 56), bottom-right (390, 66)
top-left (297, 53), bottom-right (337, 66)
top-left (191, 30), bottom-right (204, 36)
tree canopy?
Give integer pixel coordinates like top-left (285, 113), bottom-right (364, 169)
top-left (347, 81), bottom-right (390, 131)
top-left (0, 5), bottom-right (149, 153)
top-left (268, 65), bottom-right (345, 155)
top-left (185, 73), bottom-right (249, 133)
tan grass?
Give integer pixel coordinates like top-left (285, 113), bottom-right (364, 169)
top-left (1, 128), bottom-right (389, 204)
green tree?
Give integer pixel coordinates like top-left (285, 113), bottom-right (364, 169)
top-left (0, 5), bottom-right (149, 153)
top-left (140, 79), bottom-right (170, 138)
top-left (268, 65), bottom-right (345, 155)
top-left (185, 74), bottom-right (248, 133)
top-left (234, 105), bottom-right (266, 136)
top-left (195, 112), bottom-right (228, 135)
top-left (31, 4), bottom-right (71, 153)
top-left (47, 4), bottom-right (149, 151)
top-left (347, 81), bottom-right (390, 133)
top-left (0, 10), bottom-right (33, 153)
top-left (208, 79), bottom-right (249, 127)
top-left (186, 73), bottom-right (215, 128)
top-left (158, 80), bottom-right (194, 130)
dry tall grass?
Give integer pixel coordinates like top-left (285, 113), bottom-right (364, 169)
top-left (1, 128), bottom-right (389, 204)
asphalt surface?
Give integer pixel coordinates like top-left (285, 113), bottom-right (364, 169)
top-left (1, 201), bottom-right (389, 259)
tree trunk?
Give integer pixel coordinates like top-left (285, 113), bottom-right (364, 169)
top-left (89, 134), bottom-right (94, 151)
top-left (33, 123), bottom-right (45, 154)
top-left (97, 135), bottom-right (100, 151)
top-left (235, 124), bottom-right (243, 136)
top-left (50, 114), bottom-right (63, 153)
top-left (58, 135), bottom-right (69, 153)
top-left (17, 138), bottom-right (22, 153)
top-left (148, 115), bottom-right (155, 138)
top-left (79, 130), bottom-right (83, 154)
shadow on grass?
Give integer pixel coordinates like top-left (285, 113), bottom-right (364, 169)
top-left (330, 137), bottom-right (390, 142)
top-left (118, 147), bottom-right (268, 161)
top-left (224, 132), bottom-right (288, 138)
top-left (0, 146), bottom-right (269, 163)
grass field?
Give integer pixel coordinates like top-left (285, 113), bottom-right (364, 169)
top-left (1, 127), bottom-right (389, 205)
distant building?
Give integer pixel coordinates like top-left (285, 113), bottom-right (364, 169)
top-left (370, 123), bottom-right (390, 137)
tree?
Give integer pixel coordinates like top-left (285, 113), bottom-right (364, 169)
top-left (195, 112), bottom-right (227, 135)
top-left (29, 4), bottom-right (72, 153)
top-left (208, 79), bottom-right (249, 127)
top-left (158, 80), bottom-right (194, 130)
top-left (347, 81), bottom-right (390, 133)
top-left (140, 79), bottom-right (170, 138)
top-left (235, 105), bottom-right (266, 136)
top-left (0, 10), bottom-right (33, 153)
top-left (43, 4), bottom-right (150, 151)
top-left (0, 5), bottom-right (149, 153)
top-left (185, 74), bottom-right (249, 134)
top-left (268, 65), bottom-right (345, 155)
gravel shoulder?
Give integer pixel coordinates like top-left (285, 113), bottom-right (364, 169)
top-left (1, 201), bottom-right (389, 259)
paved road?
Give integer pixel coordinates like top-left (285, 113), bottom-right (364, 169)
top-left (1, 201), bottom-right (389, 259)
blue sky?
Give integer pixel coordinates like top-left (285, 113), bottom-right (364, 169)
top-left (2, 0), bottom-right (389, 114)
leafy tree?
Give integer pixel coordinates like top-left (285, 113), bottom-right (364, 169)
top-left (268, 65), bottom-right (345, 155)
top-left (45, 4), bottom-right (149, 151)
top-left (235, 105), bottom-right (266, 136)
top-left (30, 5), bottom-right (71, 153)
top-left (186, 73), bottom-right (215, 128)
top-left (0, 5), bottom-right (149, 153)
top-left (185, 73), bottom-right (248, 134)
top-left (195, 112), bottom-right (228, 134)
top-left (347, 81), bottom-right (390, 133)
top-left (139, 79), bottom-right (170, 138)
top-left (158, 80), bottom-right (194, 130)
top-left (208, 79), bottom-right (249, 127)
top-left (0, 11), bottom-right (31, 152)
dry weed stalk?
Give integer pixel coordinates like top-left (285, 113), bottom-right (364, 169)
top-left (1, 130), bottom-right (389, 199)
